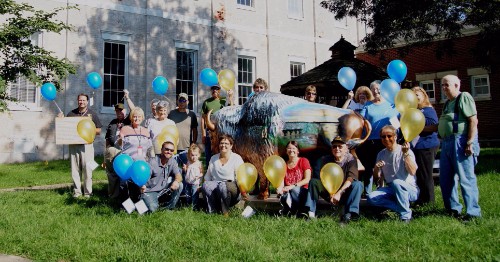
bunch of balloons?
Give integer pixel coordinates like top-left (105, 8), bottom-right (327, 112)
top-left (380, 60), bottom-right (408, 104)
top-left (320, 163), bottom-right (344, 195)
top-left (199, 68), bottom-right (235, 91)
top-left (236, 163), bottom-right (258, 193)
top-left (337, 67), bottom-right (356, 91)
top-left (394, 89), bottom-right (425, 142)
top-left (152, 76), bottom-right (169, 96)
top-left (86, 72), bottom-right (102, 89)
top-left (112, 154), bottom-right (151, 187)
top-left (263, 155), bottom-right (286, 188)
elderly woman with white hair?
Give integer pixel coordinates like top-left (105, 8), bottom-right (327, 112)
top-left (147, 100), bottom-right (176, 155)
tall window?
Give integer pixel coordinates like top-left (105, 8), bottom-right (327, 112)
top-left (7, 33), bottom-right (41, 111)
top-left (471, 75), bottom-right (490, 98)
top-left (103, 42), bottom-right (127, 108)
top-left (419, 80), bottom-right (436, 102)
top-left (176, 50), bottom-right (197, 110)
top-left (237, 0), bottom-right (253, 7)
top-left (238, 56), bottom-right (255, 105)
top-left (290, 62), bottom-right (305, 79)
top-left (288, 0), bottom-right (303, 19)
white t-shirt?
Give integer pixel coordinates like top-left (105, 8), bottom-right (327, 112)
top-left (148, 118), bottom-right (176, 154)
top-left (376, 144), bottom-right (417, 187)
top-left (204, 152), bottom-right (244, 182)
top-left (348, 101), bottom-right (365, 112)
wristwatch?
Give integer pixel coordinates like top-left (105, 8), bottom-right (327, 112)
top-left (466, 140), bottom-right (474, 146)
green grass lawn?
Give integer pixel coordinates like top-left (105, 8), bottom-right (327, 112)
top-left (0, 151), bottom-right (499, 261)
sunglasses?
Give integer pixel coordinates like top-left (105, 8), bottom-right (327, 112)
top-left (162, 147), bottom-right (175, 152)
top-left (381, 135), bottom-right (394, 139)
top-left (331, 144), bottom-right (343, 149)
top-left (178, 98), bottom-right (187, 103)
top-left (307, 92), bottom-right (317, 96)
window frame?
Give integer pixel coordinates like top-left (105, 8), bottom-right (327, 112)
top-left (175, 48), bottom-right (198, 111)
top-left (7, 32), bottom-right (42, 111)
top-left (287, 0), bottom-right (304, 20)
top-left (237, 0), bottom-right (254, 10)
top-left (290, 61), bottom-right (305, 79)
top-left (470, 74), bottom-right (490, 99)
top-left (237, 56), bottom-right (256, 105)
top-left (418, 80), bottom-right (436, 103)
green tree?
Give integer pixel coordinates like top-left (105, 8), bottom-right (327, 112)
top-left (320, 0), bottom-right (500, 67)
top-left (0, 0), bottom-right (77, 110)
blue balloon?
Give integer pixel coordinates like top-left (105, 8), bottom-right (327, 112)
top-left (199, 68), bottom-right (218, 87)
top-left (337, 67), bottom-right (356, 91)
top-left (130, 160), bottom-right (151, 187)
top-left (41, 83), bottom-right (57, 101)
top-left (86, 72), bottom-right (102, 89)
top-left (152, 76), bottom-right (169, 95)
top-left (387, 60), bottom-right (407, 83)
top-left (380, 79), bottom-right (401, 105)
top-left (113, 154), bottom-right (134, 180)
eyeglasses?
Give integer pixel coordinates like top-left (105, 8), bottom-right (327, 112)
top-left (178, 98), bottom-right (187, 103)
top-left (381, 135), bottom-right (394, 139)
top-left (162, 147), bottom-right (175, 152)
top-left (331, 144), bottom-right (343, 149)
top-left (306, 92), bottom-right (317, 96)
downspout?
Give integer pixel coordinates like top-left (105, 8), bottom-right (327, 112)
top-left (210, 0), bottom-right (214, 67)
top-left (265, 0), bottom-right (271, 88)
top-left (63, 0), bottom-right (69, 159)
top-left (144, 0), bottom-right (148, 110)
top-left (312, 0), bottom-right (318, 66)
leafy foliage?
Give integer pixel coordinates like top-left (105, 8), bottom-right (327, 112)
top-left (0, 0), bottom-right (77, 109)
top-left (320, 0), bottom-right (500, 67)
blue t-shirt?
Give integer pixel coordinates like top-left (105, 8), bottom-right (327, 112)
top-left (414, 107), bottom-right (440, 149)
top-left (360, 101), bottom-right (399, 140)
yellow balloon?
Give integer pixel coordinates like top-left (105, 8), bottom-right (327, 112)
top-left (155, 133), bottom-right (178, 154)
top-left (395, 89), bottom-right (418, 114)
top-left (161, 125), bottom-right (179, 140)
top-left (263, 155), bottom-right (286, 188)
top-left (218, 69), bottom-right (235, 91)
top-left (320, 163), bottom-right (344, 194)
top-left (236, 163), bottom-right (258, 193)
top-left (77, 118), bottom-right (96, 143)
top-left (400, 108), bottom-right (425, 142)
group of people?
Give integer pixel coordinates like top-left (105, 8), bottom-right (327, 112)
top-left (63, 74), bottom-right (481, 223)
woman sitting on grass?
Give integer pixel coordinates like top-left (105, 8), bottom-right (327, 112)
top-left (202, 134), bottom-right (244, 216)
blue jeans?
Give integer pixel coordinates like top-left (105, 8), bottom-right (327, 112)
top-left (309, 179), bottom-right (363, 215)
top-left (440, 134), bottom-right (481, 217)
top-left (141, 183), bottom-right (184, 213)
top-left (367, 179), bottom-right (419, 219)
top-left (173, 150), bottom-right (188, 195)
top-left (204, 131), bottom-right (212, 169)
top-left (279, 186), bottom-right (310, 214)
top-left (185, 183), bottom-right (200, 209)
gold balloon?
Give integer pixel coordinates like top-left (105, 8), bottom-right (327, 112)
top-left (395, 89), bottom-right (418, 114)
top-left (320, 163), bottom-right (344, 195)
top-left (263, 155), bottom-right (286, 188)
top-left (236, 163), bottom-right (258, 193)
top-left (161, 125), bottom-right (179, 140)
top-left (400, 108), bottom-right (425, 142)
top-left (218, 69), bottom-right (235, 91)
top-left (77, 118), bottom-right (96, 144)
top-left (155, 132), bottom-right (178, 154)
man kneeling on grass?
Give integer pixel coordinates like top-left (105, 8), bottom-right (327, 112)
top-left (309, 136), bottom-right (363, 223)
top-left (367, 125), bottom-right (419, 223)
top-left (140, 141), bottom-right (183, 212)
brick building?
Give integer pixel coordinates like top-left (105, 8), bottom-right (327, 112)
top-left (356, 31), bottom-right (499, 144)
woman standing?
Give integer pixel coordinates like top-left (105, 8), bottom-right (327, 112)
top-left (276, 141), bottom-right (311, 216)
top-left (148, 101), bottom-right (176, 155)
top-left (411, 86), bottom-right (439, 205)
top-left (342, 86), bottom-right (374, 113)
top-left (202, 134), bottom-right (244, 216)
top-left (119, 107), bottom-right (152, 161)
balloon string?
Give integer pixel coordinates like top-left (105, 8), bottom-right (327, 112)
top-left (53, 100), bottom-right (63, 114)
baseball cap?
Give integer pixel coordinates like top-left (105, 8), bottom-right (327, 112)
top-left (178, 93), bottom-right (189, 101)
top-left (210, 85), bottom-right (221, 90)
top-left (114, 103), bottom-right (125, 110)
top-left (331, 136), bottom-right (346, 144)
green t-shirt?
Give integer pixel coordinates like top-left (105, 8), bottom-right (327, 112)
top-left (201, 97), bottom-right (227, 115)
top-left (438, 92), bottom-right (477, 138)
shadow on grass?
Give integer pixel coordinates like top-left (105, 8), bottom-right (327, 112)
top-left (54, 183), bottom-right (125, 214)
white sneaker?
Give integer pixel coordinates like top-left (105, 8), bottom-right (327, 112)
top-left (308, 211), bottom-right (316, 219)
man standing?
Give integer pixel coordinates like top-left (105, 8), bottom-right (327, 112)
top-left (104, 103), bottom-right (130, 199)
top-left (140, 141), bottom-right (183, 212)
top-left (201, 85), bottom-right (233, 168)
top-left (168, 92), bottom-right (198, 164)
top-left (309, 136), bottom-right (363, 223)
top-left (66, 93), bottom-right (102, 198)
top-left (438, 75), bottom-right (481, 221)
